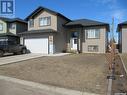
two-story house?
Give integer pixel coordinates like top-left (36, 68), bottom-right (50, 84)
top-left (117, 21), bottom-right (127, 53)
top-left (0, 17), bottom-right (27, 35)
top-left (19, 6), bottom-right (70, 54)
top-left (19, 6), bottom-right (109, 54)
top-left (0, 17), bottom-right (27, 46)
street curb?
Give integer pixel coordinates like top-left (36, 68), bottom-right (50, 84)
top-left (107, 79), bottom-right (112, 95)
top-left (119, 54), bottom-right (127, 75)
top-left (0, 75), bottom-right (99, 95)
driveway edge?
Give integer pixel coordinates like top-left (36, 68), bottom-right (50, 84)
top-left (0, 75), bottom-right (99, 95)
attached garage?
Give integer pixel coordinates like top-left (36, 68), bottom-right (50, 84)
top-left (25, 38), bottom-right (49, 54)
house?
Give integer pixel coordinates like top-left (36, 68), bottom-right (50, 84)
top-left (117, 21), bottom-right (127, 53)
top-left (0, 17), bottom-right (27, 35)
top-left (19, 6), bottom-right (109, 54)
top-left (65, 19), bottom-right (109, 53)
top-left (0, 17), bottom-right (27, 45)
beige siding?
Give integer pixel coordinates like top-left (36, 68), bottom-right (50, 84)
top-left (82, 27), bottom-right (106, 53)
top-left (0, 20), bottom-right (7, 33)
top-left (28, 10), bottom-right (57, 31)
top-left (122, 26), bottom-right (127, 53)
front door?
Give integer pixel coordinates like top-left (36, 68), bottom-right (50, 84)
top-left (71, 38), bottom-right (77, 50)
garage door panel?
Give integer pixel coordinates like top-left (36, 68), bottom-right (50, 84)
top-left (25, 38), bottom-right (48, 54)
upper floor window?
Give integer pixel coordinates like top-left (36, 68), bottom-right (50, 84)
top-left (0, 23), bottom-right (3, 31)
top-left (86, 29), bottom-right (100, 39)
top-left (39, 17), bottom-right (51, 26)
top-left (10, 23), bottom-right (16, 29)
top-left (29, 19), bottom-right (34, 27)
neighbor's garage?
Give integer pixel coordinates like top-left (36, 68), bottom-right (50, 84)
top-left (24, 38), bottom-right (49, 54)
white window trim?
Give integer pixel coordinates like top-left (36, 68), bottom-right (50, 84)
top-left (39, 17), bottom-right (51, 27)
top-left (86, 29), bottom-right (100, 39)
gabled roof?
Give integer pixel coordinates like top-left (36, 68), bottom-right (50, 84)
top-left (117, 21), bottom-right (127, 32)
top-left (25, 6), bottom-right (70, 21)
top-left (0, 17), bottom-right (27, 23)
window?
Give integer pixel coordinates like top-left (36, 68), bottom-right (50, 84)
top-left (29, 19), bottom-right (34, 27)
top-left (10, 23), bottom-right (16, 29)
top-left (88, 45), bottom-right (98, 52)
top-left (86, 29), bottom-right (100, 39)
top-left (0, 23), bottom-right (3, 31)
top-left (39, 17), bottom-right (51, 26)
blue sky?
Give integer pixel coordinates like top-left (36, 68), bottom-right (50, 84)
top-left (15, 0), bottom-right (127, 42)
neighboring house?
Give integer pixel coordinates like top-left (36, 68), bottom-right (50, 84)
top-left (0, 17), bottom-right (27, 46)
top-left (19, 6), bottom-right (109, 54)
top-left (117, 21), bottom-right (127, 53)
top-left (0, 17), bottom-right (27, 35)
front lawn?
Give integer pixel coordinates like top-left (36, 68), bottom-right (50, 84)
top-left (0, 54), bottom-right (108, 95)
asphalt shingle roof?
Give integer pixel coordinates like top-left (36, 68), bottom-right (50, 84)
top-left (18, 29), bottom-right (57, 35)
top-left (118, 21), bottom-right (127, 25)
top-left (0, 17), bottom-right (27, 23)
top-left (0, 32), bottom-right (18, 37)
top-left (25, 6), bottom-right (70, 21)
top-left (117, 21), bottom-right (127, 32)
top-left (66, 19), bottom-right (109, 27)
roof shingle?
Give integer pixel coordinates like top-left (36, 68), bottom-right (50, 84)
top-left (0, 17), bottom-right (27, 23)
top-left (66, 19), bottom-right (109, 27)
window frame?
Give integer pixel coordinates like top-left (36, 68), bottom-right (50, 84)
top-left (39, 16), bottom-right (51, 27)
top-left (0, 23), bottom-right (3, 31)
top-left (86, 29), bottom-right (100, 39)
top-left (10, 23), bottom-right (16, 29)
top-left (29, 19), bottom-right (34, 28)
top-left (88, 45), bottom-right (99, 52)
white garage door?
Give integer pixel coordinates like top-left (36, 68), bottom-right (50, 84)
top-left (25, 38), bottom-right (48, 54)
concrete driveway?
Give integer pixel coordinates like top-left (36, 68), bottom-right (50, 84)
top-left (0, 53), bottom-right (70, 66)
